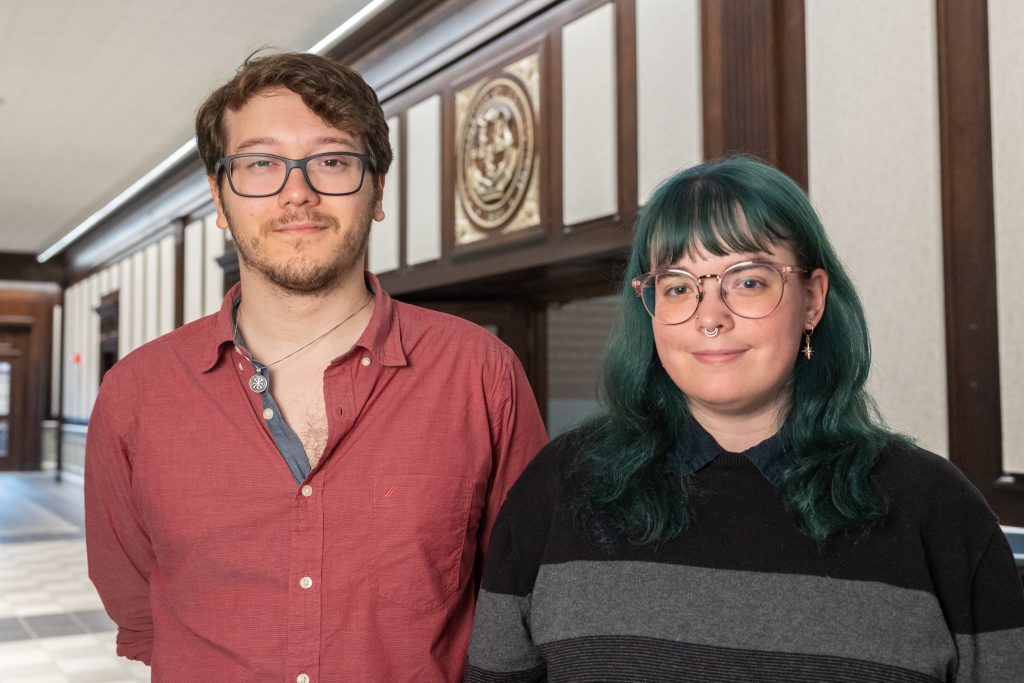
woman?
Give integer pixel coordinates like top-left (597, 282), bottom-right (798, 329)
top-left (464, 156), bottom-right (1024, 682)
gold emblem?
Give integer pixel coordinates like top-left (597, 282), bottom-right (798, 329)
top-left (456, 54), bottom-right (540, 244)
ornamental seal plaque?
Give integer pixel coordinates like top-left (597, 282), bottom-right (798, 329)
top-left (455, 54), bottom-right (540, 245)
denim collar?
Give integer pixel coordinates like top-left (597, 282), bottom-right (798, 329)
top-left (668, 415), bottom-right (786, 486)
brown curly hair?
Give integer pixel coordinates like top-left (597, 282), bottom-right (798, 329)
top-left (195, 51), bottom-right (392, 184)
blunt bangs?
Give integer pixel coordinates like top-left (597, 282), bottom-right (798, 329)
top-left (642, 173), bottom-right (796, 272)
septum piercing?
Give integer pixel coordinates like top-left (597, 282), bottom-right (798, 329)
top-left (703, 327), bottom-right (720, 338)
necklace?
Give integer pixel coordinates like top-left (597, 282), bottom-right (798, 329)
top-left (235, 294), bottom-right (373, 393)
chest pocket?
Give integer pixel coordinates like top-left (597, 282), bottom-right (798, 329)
top-left (371, 474), bottom-right (475, 611)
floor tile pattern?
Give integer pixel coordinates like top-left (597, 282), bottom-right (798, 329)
top-left (0, 473), bottom-right (150, 682)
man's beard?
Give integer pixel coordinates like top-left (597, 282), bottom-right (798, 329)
top-left (225, 203), bottom-right (372, 295)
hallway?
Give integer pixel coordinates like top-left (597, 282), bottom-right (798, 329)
top-left (0, 473), bottom-right (149, 682)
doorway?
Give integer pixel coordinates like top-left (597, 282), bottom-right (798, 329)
top-left (0, 325), bottom-right (31, 471)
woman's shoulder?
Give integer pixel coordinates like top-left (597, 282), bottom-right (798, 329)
top-left (505, 431), bottom-right (582, 504)
top-left (874, 441), bottom-right (997, 531)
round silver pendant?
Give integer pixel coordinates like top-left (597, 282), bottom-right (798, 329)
top-left (248, 373), bottom-right (269, 393)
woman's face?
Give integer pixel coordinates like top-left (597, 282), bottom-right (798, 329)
top-left (650, 241), bottom-right (828, 428)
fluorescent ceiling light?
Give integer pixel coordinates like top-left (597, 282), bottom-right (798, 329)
top-left (37, 0), bottom-right (392, 264)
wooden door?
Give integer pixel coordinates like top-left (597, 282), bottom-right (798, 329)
top-left (0, 326), bottom-right (31, 471)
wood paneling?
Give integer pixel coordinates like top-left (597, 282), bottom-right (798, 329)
top-left (702, 0), bottom-right (807, 188)
top-left (936, 0), bottom-right (1021, 523)
top-left (0, 285), bottom-right (60, 470)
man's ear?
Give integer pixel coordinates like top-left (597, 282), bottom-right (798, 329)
top-left (372, 174), bottom-right (386, 223)
top-left (207, 175), bottom-right (230, 230)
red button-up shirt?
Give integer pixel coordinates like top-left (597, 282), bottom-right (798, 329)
top-left (85, 274), bottom-right (547, 682)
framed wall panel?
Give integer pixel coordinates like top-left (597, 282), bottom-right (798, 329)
top-left (636, 0), bottom-right (702, 203)
top-left (561, 3), bottom-right (618, 225)
top-left (130, 250), bottom-right (146, 353)
top-left (118, 259), bottom-right (132, 360)
top-left (369, 116), bottom-right (402, 275)
top-left (807, 0), bottom-right (947, 456)
top-left (159, 234), bottom-right (176, 336)
top-left (143, 244), bottom-right (160, 344)
top-left (406, 95), bottom-right (443, 266)
top-left (203, 214), bottom-right (224, 315)
top-left (183, 217), bottom-right (205, 324)
top-left (989, 0), bottom-right (1024, 475)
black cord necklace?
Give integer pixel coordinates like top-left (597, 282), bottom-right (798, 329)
top-left (235, 294), bottom-right (373, 393)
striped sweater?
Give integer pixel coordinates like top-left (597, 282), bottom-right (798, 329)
top-left (465, 433), bottom-right (1024, 682)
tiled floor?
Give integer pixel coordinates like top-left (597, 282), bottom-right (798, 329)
top-left (0, 472), bottom-right (149, 683)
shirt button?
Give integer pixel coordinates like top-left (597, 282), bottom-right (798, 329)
top-left (263, 408), bottom-right (274, 420)
top-left (301, 485), bottom-right (313, 497)
top-left (360, 356), bottom-right (371, 367)
top-left (297, 675), bottom-right (310, 683)
top-left (299, 576), bottom-right (313, 590)
top-left (237, 362), bottom-right (244, 371)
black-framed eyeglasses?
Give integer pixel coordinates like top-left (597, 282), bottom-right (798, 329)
top-left (215, 152), bottom-right (376, 198)
top-left (631, 261), bottom-right (809, 325)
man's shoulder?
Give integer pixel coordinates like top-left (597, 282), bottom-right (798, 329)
top-left (394, 300), bottom-right (517, 359)
top-left (105, 313), bottom-right (220, 381)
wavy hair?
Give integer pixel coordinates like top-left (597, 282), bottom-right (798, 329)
top-left (571, 155), bottom-right (907, 546)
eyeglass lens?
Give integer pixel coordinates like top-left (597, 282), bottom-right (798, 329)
top-left (641, 264), bottom-right (786, 324)
top-left (226, 154), bottom-right (366, 196)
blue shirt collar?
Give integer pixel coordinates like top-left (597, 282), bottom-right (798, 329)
top-left (668, 415), bottom-right (786, 486)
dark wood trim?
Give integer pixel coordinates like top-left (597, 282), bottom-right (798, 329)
top-left (701, 0), bottom-right (807, 187)
top-left (935, 0), bottom-right (1017, 523)
top-left (773, 0), bottom-right (807, 190)
top-left (0, 252), bottom-right (65, 284)
top-left (615, 0), bottom-right (639, 230)
top-left (173, 219), bottom-right (186, 329)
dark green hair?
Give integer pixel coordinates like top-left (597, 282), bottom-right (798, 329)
top-left (571, 155), bottom-right (907, 546)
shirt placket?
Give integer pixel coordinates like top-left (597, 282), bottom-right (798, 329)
top-left (285, 474), bottom-right (324, 683)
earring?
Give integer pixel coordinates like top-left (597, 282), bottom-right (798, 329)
top-left (802, 327), bottom-right (814, 360)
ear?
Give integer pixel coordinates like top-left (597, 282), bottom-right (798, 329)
top-left (803, 268), bottom-right (829, 330)
top-left (372, 174), bottom-right (387, 222)
top-left (207, 175), bottom-right (230, 230)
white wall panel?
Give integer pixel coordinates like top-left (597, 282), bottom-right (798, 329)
top-left (370, 115), bottom-right (401, 274)
top-left (636, 0), bottom-right (702, 203)
top-left (405, 96), bottom-right (442, 265)
top-left (51, 304), bottom-right (61, 417)
top-left (130, 250), bottom-right (146, 353)
top-left (143, 244), bottom-right (160, 343)
top-left (118, 259), bottom-right (132, 360)
top-left (562, 4), bottom-right (617, 225)
top-left (806, 0), bottom-right (947, 455)
top-left (62, 285), bottom-right (76, 418)
top-left (183, 217), bottom-right (205, 324)
top-left (84, 275), bottom-right (100, 415)
top-left (203, 213), bottom-right (225, 315)
top-left (990, 0), bottom-right (1024, 473)
top-left (159, 234), bottom-right (176, 336)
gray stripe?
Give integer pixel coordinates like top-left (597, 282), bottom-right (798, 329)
top-left (531, 560), bottom-right (954, 679)
top-left (468, 590), bottom-right (543, 673)
top-left (955, 627), bottom-right (1024, 682)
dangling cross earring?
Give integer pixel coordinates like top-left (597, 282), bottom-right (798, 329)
top-left (802, 315), bottom-right (815, 359)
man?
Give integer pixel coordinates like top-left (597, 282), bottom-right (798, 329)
top-left (85, 52), bottom-right (547, 682)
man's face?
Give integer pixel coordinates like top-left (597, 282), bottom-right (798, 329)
top-left (207, 86), bottom-right (385, 294)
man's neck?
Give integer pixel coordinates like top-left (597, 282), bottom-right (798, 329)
top-left (235, 266), bottom-right (373, 364)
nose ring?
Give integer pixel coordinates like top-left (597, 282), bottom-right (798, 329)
top-left (703, 327), bottom-right (719, 338)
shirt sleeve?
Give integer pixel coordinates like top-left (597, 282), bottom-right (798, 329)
top-left (84, 372), bottom-right (156, 665)
top-left (476, 351), bottom-right (548, 562)
top-left (952, 526), bottom-right (1024, 681)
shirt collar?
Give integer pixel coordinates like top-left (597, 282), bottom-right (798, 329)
top-left (668, 414), bottom-right (786, 486)
top-left (199, 271), bottom-right (408, 373)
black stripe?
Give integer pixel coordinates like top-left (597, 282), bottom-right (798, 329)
top-left (538, 636), bottom-right (941, 682)
top-left (465, 662), bottom-right (547, 683)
